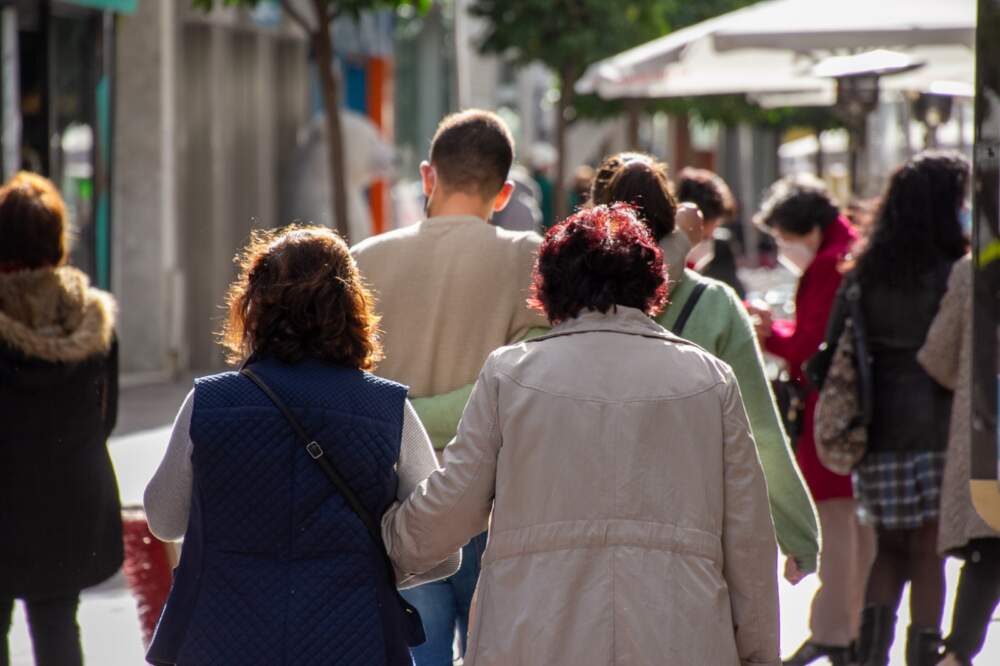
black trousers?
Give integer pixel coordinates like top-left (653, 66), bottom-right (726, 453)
top-left (947, 537), bottom-right (1000, 661)
top-left (0, 594), bottom-right (82, 666)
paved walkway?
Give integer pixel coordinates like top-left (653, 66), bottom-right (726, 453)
top-left (9, 376), bottom-right (1000, 664)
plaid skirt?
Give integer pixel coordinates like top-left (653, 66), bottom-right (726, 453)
top-left (853, 451), bottom-right (946, 529)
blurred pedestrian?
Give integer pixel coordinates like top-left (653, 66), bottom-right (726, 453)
top-left (492, 163), bottom-right (543, 233)
top-left (751, 175), bottom-right (876, 666)
top-left (144, 227), bottom-right (458, 665)
top-left (384, 204), bottom-right (780, 666)
top-left (596, 155), bottom-right (820, 586)
top-left (0, 172), bottom-right (122, 666)
top-left (352, 110), bottom-right (547, 665)
top-left (845, 152), bottom-right (968, 666)
top-left (919, 255), bottom-right (1000, 666)
top-left (675, 167), bottom-right (747, 298)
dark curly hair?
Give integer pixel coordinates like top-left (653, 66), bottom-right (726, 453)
top-left (529, 203), bottom-right (668, 324)
top-left (856, 150), bottom-right (969, 288)
top-left (220, 226), bottom-right (383, 369)
top-left (755, 174), bottom-right (840, 236)
top-left (675, 168), bottom-right (735, 224)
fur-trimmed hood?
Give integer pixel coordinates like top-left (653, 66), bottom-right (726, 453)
top-left (0, 266), bottom-right (116, 363)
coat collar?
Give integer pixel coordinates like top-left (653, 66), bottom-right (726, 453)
top-left (533, 306), bottom-right (690, 346)
top-left (0, 266), bottom-right (116, 362)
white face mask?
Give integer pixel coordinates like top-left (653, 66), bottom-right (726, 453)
top-left (777, 240), bottom-right (817, 276)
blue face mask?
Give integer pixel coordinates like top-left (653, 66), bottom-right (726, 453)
top-left (959, 207), bottom-right (973, 237)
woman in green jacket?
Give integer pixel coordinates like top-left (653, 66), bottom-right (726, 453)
top-left (596, 153), bottom-right (820, 578)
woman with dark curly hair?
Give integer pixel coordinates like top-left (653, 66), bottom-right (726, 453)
top-left (844, 152), bottom-right (968, 666)
top-left (143, 226), bottom-right (458, 666)
top-left (383, 204), bottom-right (780, 665)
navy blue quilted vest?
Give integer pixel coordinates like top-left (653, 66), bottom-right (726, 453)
top-left (147, 358), bottom-right (411, 666)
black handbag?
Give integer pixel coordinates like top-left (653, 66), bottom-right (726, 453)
top-left (240, 367), bottom-right (426, 647)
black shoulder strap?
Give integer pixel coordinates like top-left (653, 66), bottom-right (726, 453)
top-left (672, 281), bottom-right (709, 336)
top-left (240, 367), bottom-right (380, 542)
top-left (239, 366), bottom-right (423, 634)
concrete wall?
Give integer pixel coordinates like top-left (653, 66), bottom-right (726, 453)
top-left (114, 4), bottom-right (308, 378)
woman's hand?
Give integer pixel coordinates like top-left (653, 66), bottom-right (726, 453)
top-left (675, 202), bottom-right (705, 247)
top-left (783, 556), bottom-right (809, 585)
top-left (745, 301), bottom-right (773, 341)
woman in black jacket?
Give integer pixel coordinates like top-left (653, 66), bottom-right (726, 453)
top-left (0, 172), bottom-right (122, 666)
top-left (848, 152), bottom-right (969, 666)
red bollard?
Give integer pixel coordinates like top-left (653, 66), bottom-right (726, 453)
top-left (121, 506), bottom-right (175, 646)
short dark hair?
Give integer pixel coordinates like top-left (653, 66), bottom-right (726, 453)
top-left (601, 158), bottom-right (677, 242)
top-left (529, 203), bottom-right (667, 324)
top-left (0, 171), bottom-right (69, 269)
top-left (220, 226), bottom-right (383, 369)
top-left (429, 110), bottom-right (514, 199)
top-left (755, 175), bottom-right (840, 236)
top-left (676, 168), bottom-right (735, 224)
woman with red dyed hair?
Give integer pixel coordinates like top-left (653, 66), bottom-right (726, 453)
top-left (384, 204), bottom-right (780, 665)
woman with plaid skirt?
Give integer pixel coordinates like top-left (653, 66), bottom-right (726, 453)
top-left (846, 152), bottom-right (969, 666)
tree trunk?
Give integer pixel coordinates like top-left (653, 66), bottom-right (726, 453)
top-left (554, 67), bottom-right (575, 223)
top-left (311, 1), bottom-right (351, 241)
top-left (626, 99), bottom-right (641, 148)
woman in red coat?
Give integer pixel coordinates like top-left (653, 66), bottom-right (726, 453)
top-left (749, 176), bottom-right (876, 666)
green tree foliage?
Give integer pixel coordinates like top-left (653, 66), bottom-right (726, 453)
top-left (192, 0), bottom-right (429, 241)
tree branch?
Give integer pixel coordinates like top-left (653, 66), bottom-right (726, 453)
top-left (280, 0), bottom-right (316, 34)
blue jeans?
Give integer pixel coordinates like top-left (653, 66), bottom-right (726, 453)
top-left (403, 532), bottom-right (487, 666)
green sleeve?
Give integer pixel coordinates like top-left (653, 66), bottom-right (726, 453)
top-left (717, 289), bottom-right (820, 573)
top-left (410, 326), bottom-right (550, 450)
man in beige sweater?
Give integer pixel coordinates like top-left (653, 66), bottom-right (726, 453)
top-left (351, 109), bottom-right (546, 665)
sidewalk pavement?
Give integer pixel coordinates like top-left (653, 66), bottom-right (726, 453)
top-left (8, 375), bottom-right (1000, 664)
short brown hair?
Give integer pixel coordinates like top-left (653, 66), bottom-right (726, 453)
top-left (220, 226), bottom-right (383, 369)
top-left (0, 171), bottom-right (69, 269)
top-left (429, 110), bottom-right (514, 199)
top-left (675, 168), bottom-right (735, 224)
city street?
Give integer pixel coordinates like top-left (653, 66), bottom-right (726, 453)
top-left (7, 378), bottom-right (1000, 665)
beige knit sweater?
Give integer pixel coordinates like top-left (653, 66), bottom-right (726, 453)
top-left (351, 215), bottom-right (546, 397)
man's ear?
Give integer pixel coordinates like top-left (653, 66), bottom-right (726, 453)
top-left (492, 180), bottom-right (516, 213)
top-left (420, 161), bottom-right (435, 198)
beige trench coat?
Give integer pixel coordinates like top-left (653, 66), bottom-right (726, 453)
top-left (384, 307), bottom-right (780, 665)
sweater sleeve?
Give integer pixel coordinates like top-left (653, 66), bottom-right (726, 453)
top-left (410, 326), bottom-right (548, 450)
top-left (393, 401), bottom-right (462, 588)
top-left (918, 258), bottom-right (967, 391)
top-left (717, 288), bottom-right (819, 573)
top-left (719, 371), bottom-right (781, 666)
top-left (144, 390), bottom-right (195, 542)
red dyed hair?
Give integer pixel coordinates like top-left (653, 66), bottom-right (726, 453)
top-left (530, 203), bottom-right (668, 324)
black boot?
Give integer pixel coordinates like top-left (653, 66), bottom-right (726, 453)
top-left (905, 626), bottom-right (942, 666)
top-left (782, 639), bottom-right (851, 665)
top-left (855, 606), bottom-right (896, 666)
